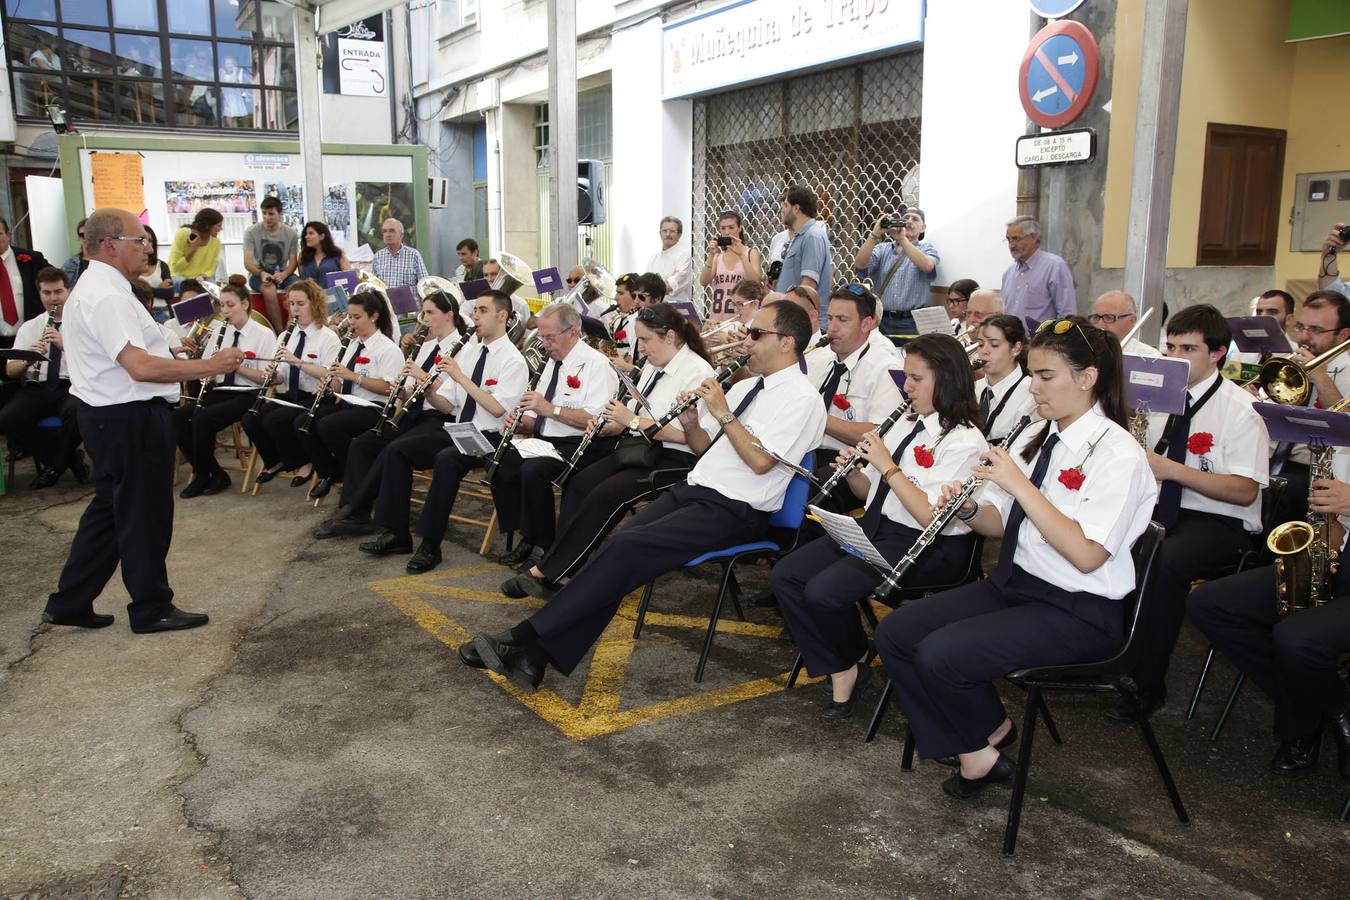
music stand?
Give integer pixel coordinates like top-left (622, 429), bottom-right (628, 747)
top-left (669, 301), bottom-right (702, 326)
top-left (1124, 355), bottom-right (1189, 416)
top-left (1228, 317), bottom-right (1290, 356)
top-left (324, 270), bottom-right (358, 293)
top-left (1255, 402), bottom-right (1350, 451)
top-left (172, 293), bottom-right (214, 326)
top-left (460, 278), bottom-right (490, 300)
top-left (533, 267), bottom-right (564, 295)
top-left (0, 349), bottom-right (47, 363)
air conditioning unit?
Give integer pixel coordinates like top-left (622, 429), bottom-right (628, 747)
top-left (429, 176), bottom-right (449, 209)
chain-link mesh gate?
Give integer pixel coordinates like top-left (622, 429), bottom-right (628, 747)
top-left (691, 51), bottom-right (924, 314)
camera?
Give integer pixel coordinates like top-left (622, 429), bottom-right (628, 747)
top-left (1339, 225), bottom-right (1350, 243)
top-left (766, 260), bottom-right (783, 282)
top-left (716, 235), bottom-right (732, 248)
top-left (880, 217), bottom-right (903, 230)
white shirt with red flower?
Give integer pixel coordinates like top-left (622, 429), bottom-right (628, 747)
top-left (980, 405), bottom-right (1157, 600)
top-left (804, 339), bottom-right (904, 452)
top-left (435, 332), bottom-right (529, 432)
top-left (1144, 368), bottom-right (1269, 532)
top-left (532, 338), bottom-right (619, 439)
top-left (272, 323), bottom-right (343, 395)
top-left (202, 318), bottom-right (277, 385)
top-left (862, 411), bottom-right (987, 534)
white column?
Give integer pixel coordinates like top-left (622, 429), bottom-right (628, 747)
top-left (293, 7), bottom-right (325, 223)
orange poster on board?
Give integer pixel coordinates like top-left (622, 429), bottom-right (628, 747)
top-left (89, 152), bottom-right (146, 216)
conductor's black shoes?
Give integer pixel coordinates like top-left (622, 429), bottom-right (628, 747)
top-left (41, 610), bottom-right (114, 629)
top-left (131, 608), bottom-right (210, 634)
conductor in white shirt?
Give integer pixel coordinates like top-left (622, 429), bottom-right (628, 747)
top-left (42, 209), bottom-right (244, 633)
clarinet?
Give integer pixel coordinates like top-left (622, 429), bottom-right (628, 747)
top-left (480, 365), bottom-right (546, 486)
top-left (192, 320), bottom-right (230, 409)
top-left (553, 362), bottom-right (641, 489)
top-left (389, 327), bottom-right (478, 430)
top-left (244, 318), bottom-right (299, 421)
top-left (370, 322), bottom-right (431, 437)
top-left (296, 324), bottom-right (355, 435)
top-left (641, 354), bottom-right (751, 440)
top-left (807, 397), bottom-right (914, 506)
top-left (872, 415), bottom-right (1034, 599)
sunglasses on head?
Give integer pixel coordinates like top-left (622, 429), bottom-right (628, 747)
top-left (1037, 317), bottom-right (1094, 349)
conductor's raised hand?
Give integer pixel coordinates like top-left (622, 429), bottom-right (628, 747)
top-left (210, 347), bottom-right (246, 375)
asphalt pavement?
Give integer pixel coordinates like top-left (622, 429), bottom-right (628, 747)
top-left (0, 472), bottom-right (1345, 899)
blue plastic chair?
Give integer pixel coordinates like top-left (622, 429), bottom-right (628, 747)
top-left (632, 451), bottom-right (815, 682)
top-left (4, 415), bottom-right (63, 491)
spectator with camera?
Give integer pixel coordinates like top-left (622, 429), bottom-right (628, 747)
top-left (1318, 222), bottom-right (1350, 298)
top-left (698, 210), bottom-right (763, 322)
top-left (853, 207), bottom-right (939, 337)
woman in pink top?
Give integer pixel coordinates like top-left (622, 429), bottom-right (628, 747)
top-left (698, 210), bottom-right (763, 322)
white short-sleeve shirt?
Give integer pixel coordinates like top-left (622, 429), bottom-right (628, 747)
top-left (628, 343), bottom-right (716, 451)
top-left (436, 333), bottom-right (530, 433)
top-left (204, 318), bottom-right (277, 385)
top-left (978, 406), bottom-right (1158, 599)
top-left (862, 412), bottom-right (988, 534)
top-left (12, 311), bottom-right (68, 382)
top-left (533, 339), bottom-right (620, 439)
top-left (335, 330), bottom-right (403, 404)
top-left (1144, 369), bottom-right (1269, 531)
top-left (805, 341), bottom-right (904, 451)
top-left (974, 369), bottom-right (1038, 442)
top-left (274, 323), bottom-right (342, 394)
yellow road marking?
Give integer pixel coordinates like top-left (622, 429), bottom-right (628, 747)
top-left (370, 566), bottom-right (819, 741)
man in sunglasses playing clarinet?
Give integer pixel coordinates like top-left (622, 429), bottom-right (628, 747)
top-left (461, 300), bottom-right (827, 691)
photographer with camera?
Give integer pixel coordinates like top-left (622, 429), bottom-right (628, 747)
top-left (1317, 222), bottom-right (1350, 299)
top-left (853, 207), bottom-right (938, 337)
top-left (698, 210), bottom-right (763, 322)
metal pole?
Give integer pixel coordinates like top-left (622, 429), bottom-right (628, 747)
top-left (1122, 0), bottom-right (1189, 345)
top-left (293, 7), bottom-right (325, 224)
top-left (547, 0), bottom-right (579, 270)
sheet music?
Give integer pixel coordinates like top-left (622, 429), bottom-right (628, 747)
top-left (444, 422), bottom-right (495, 455)
top-left (911, 306), bottom-right (952, 335)
top-left (512, 437), bottom-right (565, 461)
top-left (809, 505), bottom-right (893, 575)
top-left (210, 385), bottom-right (257, 392)
top-left (612, 362), bottom-right (658, 420)
top-left (262, 395), bottom-right (306, 410)
top-left (335, 394), bottom-right (379, 408)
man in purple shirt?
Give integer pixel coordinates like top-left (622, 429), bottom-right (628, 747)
top-left (1000, 216), bottom-right (1076, 324)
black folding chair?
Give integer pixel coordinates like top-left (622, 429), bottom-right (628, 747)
top-left (1185, 476), bottom-right (1287, 742)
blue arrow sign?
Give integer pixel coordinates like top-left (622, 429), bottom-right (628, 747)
top-left (1024, 33), bottom-right (1088, 117)
top-left (1030, 0), bottom-right (1088, 17)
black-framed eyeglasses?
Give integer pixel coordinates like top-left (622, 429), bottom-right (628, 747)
top-left (1293, 322), bottom-right (1335, 335)
top-left (746, 327), bottom-right (782, 341)
top-left (1088, 312), bottom-right (1134, 325)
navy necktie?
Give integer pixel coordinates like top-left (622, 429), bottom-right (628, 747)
top-left (287, 330), bottom-right (306, 402)
top-left (859, 420), bottom-right (925, 536)
top-left (458, 347), bottom-right (489, 423)
top-left (341, 341), bottom-right (365, 395)
top-left (979, 386), bottom-right (994, 426)
top-left (45, 321), bottom-right (62, 386)
top-left (222, 329), bottom-right (241, 387)
top-left (631, 369), bottom-right (664, 412)
top-left (1153, 394), bottom-right (1194, 529)
top-left (404, 343), bottom-right (442, 418)
top-left (992, 432), bottom-right (1061, 584)
top-left (532, 361), bottom-right (562, 436)
top-left (703, 377), bottom-right (764, 453)
top-left (819, 360), bottom-right (848, 409)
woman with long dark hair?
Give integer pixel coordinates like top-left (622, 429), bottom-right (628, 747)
top-left (501, 303), bottom-right (717, 600)
top-left (772, 333), bottom-right (988, 720)
top-left (874, 317), bottom-right (1155, 799)
top-left (698, 209), bottom-right (764, 321)
top-left (298, 220), bottom-right (350, 281)
top-left (974, 313), bottom-right (1037, 441)
top-left (168, 208), bottom-right (224, 279)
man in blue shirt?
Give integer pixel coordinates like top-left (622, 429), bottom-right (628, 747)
top-left (852, 207), bottom-right (939, 336)
top-left (775, 185), bottom-right (832, 327)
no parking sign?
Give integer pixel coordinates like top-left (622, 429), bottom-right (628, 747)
top-left (1019, 20), bottom-right (1101, 129)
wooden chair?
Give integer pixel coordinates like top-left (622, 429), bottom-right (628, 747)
top-left (409, 470), bottom-right (499, 556)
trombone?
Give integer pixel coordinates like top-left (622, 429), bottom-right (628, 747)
top-left (1248, 337), bottom-right (1350, 406)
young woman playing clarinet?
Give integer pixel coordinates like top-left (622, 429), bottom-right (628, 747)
top-left (973, 314), bottom-right (1038, 441)
top-left (501, 302), bottom-right (716, 599)
top-left (243, 279), bottom-right (341, 486)
top-left (772, 333), bottom-right (988, 719)
top-left (874, 317), bottom-right (1156, 799)
top-left (295, 289), bottom-right (402, 500)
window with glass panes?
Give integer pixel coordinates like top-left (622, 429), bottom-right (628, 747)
top-left (2, 0), bottom-right (297, 131)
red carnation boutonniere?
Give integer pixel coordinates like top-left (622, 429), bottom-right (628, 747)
top-left (17, 253), bottom-right (31, 263)
top-left (306, 353), bottom-right (317, 359)
top-left (566, 374), bottom-right (581, 389)
top-left (485, 379), bottom-right (498, 386)
top-left (433, 355), bottom-right (442, 364)
top-left (831, 393), bottom-right (851, 411)
top-left (913, 445), bottom-right (934, 468)
top-left (242, 351), bottom-right (257, 359)
top-left (614, 329), bottom-right (627, 340)
top-left (1186, 432), bottom-right (1214, 456)
top-left (1058, 467), bottom-right (1086, 491)
top-left (354, 356), bottom-right (370, 365)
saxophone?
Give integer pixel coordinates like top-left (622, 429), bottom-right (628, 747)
top-left (1128, 402), bottom-right (1151, 448)
top-left (1267, 396), bottom-right (1350, 617)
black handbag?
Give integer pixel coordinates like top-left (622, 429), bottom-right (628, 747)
top-left (612, 433), bottom-right (662, 469)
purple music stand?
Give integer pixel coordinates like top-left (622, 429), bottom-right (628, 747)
top-left (1124, 355), bottom-right (1189, 416)
top-left (533, 267), bottom-right (564, 294)
top-left (1228, 316), bottom-right (1291, 355)
top-left (172, 294), bottom-right (214, 325)
top-left (324, 270), bottom-right (358, 293)
top-left (460, 278), bottom-right (490, 300)
top-left (1255, 402), bottom-right (1350, 450)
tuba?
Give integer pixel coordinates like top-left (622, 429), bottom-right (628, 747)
top-left (577, 259), bottom-right (616, 306)
top-left (416, 274), bottom-right (464, 307)
top-left (1268, 396), bottom-right (1350, 616)
top-left (492, 251), bottom-right (533, 297)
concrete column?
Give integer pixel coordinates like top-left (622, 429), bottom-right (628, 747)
top-left (292, 7), bottom-right (325, 223)
top-left (547, 0), bottom-right (579, 272)
top-left (499, 103), bottom-right (540, 265)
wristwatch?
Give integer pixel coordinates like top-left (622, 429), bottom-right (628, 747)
top-left (629, 415), bottom-right (641, 431)
top-left (716, 411), bottom-right (736, 427)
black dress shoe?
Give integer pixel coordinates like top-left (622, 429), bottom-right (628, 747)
top-left (69, 450), bottom-right (90, 484)
top-left (131, 608), bottom-right (210, 634)
top-left (473, 631), bottom-right (546, 691)
top-left (359, 531), bottom-right (413, 556)
top-left (30, 466), bottom-right (59, 489)
top-left (255, 466), bottom-right (283, 485)
top-left (316, 515), bottom-right (377, 539)
top-left (179, 476), bottom-right (209, 499)
top-left (290, 474), bottom-right (312, 488)
top-left (200, 470), bottom-right (231, 495)
top-left (308, 477), bottom-right (333, 500)
top-left (458, 630), bottom-right (517, 669)
top-left (1105, 691), bottom-right (1165, 724)
top-left (1329, 707), bottom-right (1350, 779)
top-left (406, 540), bottom-right (442, 574)
top-left (821, 663), bottom-right (873, 720)
top-left (41, 610), bottom-right (114, 629)
top-left (498, 542), bottom-right (538, 567)
top-left (933, 723), bottom-right (1020, 767)
top-left (942, 754), bottom-right (1016, 800)
top-left (500, 572), bottom-right (557, 600)
top-left (1272, 737), bottom-right (1321, 775)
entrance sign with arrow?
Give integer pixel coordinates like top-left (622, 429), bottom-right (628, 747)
top-left (1019, 20), bottom-right (1101, 129)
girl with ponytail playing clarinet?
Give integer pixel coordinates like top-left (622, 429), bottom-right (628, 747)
top-left (875, 317), bottom-right (1156, 799)
top-left (772, 334), bottom-right (988, 720)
